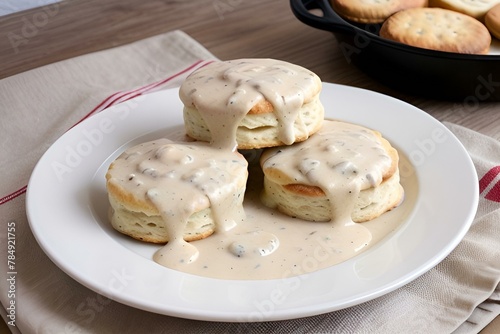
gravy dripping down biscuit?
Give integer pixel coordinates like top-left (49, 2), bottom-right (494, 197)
top-left (105, 138), bottom-right (248, 267)
top-left (260, 120), bottom-right (404, 224)
top-left (179, 58), bottom-right (324, 151)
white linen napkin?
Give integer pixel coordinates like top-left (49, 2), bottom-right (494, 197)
top-left (1, 30), bottom-right (499, 334)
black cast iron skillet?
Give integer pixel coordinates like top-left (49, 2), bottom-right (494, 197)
top-left (290, 0), bottom-right (500, 101)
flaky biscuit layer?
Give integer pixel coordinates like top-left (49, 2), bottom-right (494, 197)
top-left (183, 95), bottom-right (324, 149)
top-left (261, 171), bottom-right (404, 222)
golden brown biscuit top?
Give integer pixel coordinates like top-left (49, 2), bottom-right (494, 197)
top-left (429, 0), bottom-right (500, 20)
top-left (380, 7), bottom-right (491, 54)
top-left (485, 3), bottom-right (500, 38)
top-left (331, 0), bottom-right (428, 23)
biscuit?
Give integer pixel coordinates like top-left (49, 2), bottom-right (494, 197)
top-left (106, 138), bottom-right (248, 244)
top-left (429, 0), bottom-right (500, 21)
top-left (380, 7), bottom-right (491, 54)
top-left (260, 120), bottom-right (404, 223)
top-left (179, 59), bottom-right (324, 150)
top-left (485, 4), bottom-right (500, 38)
top-left (331, 0), bottom-right (428, 24)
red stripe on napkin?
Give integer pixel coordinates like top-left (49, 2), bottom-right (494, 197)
top-left (479, 166), bottom-right (500, 193)
top-left (485, 182), bottom-right (500, 202)
top-left (0, 59), bottom-right (212, 206)
top-left (479, 166), bottom-right (500, 202)
top-left (0, 186), bottom-right (27, 205)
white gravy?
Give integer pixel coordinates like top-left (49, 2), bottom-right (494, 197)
top-left (107, 139), bottom-right (248, 269)
top-left (179, 58), bottom-right (320, 150)
top-left (184, 154), bottom-right (412, 280)
top-left (109, 137), bottom-right (413, 280)
top-left (260, 120), bottom-right (393, 225)
top-left (108, 59), bottom-right (409, 280)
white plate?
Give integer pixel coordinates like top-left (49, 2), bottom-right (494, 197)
top-left (26, 83), bottom-right (478, 322)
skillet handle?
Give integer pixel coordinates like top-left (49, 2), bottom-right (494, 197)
top-left (289, 0), bottom-right (355, 34)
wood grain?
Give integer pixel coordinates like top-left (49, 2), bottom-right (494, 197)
top-left (0, 0), bottom-right (498, 137)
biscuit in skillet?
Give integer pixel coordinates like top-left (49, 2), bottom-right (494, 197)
top-left (380, 7), bottom-right (491, 54)
top-left (485, 3), bottom-right (500, 39)
top-left (331, 0), bottom-right (428, 24)
top-left (429, 0), bottom-right (500, 21)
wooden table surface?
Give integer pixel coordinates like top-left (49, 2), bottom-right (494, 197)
top-left (0, 0), bottom-right (498, 332)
